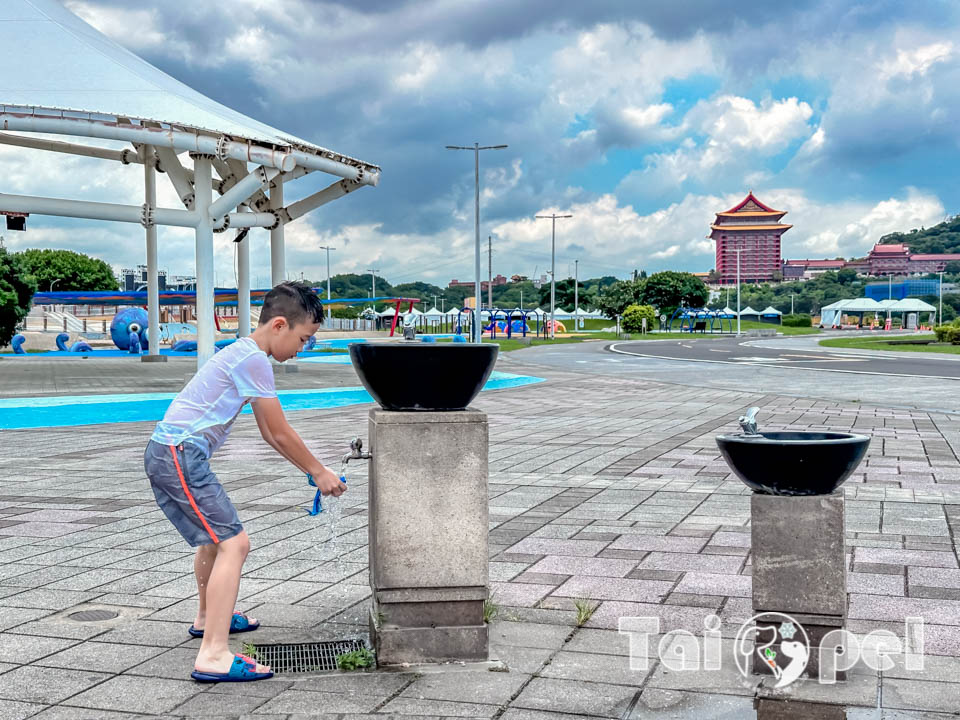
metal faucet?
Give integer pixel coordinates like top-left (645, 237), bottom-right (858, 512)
top-left (738, 407), bottom-right (761, 436)
top-left (341, 437), bottom-right (372, 468)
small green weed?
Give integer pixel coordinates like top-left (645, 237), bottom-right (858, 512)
top-left (241, 642), bottom-right (258, 659)
top-left (573, 598), bottom-right (598, 627)
top-left (336, 647), bottom-right (375, 671)
top-left (483, 596), bottom-right (500, 624)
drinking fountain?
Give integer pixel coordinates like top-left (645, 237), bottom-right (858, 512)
top-left (349, 342), bottom-right (498, 665)
top-left (716, 407), bottom-right (870, 681)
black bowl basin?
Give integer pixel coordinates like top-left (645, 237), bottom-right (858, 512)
top-left (715, 431), bottom-right (870, 496)
top-left (349, 342), bottom-right (499, 411)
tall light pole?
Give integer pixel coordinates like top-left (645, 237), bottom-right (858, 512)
top-left (536, 212), bottom-right (573, 339)
top-left (366, 267), bottom-right (378, 310)
top-left (939, 270), bottom-right (944, 324)
top-left (731, 244), bottom-right (746, 336)
top-left (318, 245), bottom-right (335, 301)
top-left (446, 142), bottom-right (508, 342)
top-left (574, 259), bottom-right (579, 329)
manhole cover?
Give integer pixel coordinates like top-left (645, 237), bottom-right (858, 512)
top-left (68, 609), bottom-right (120, 622)
top-left (251, 639), bottom-right (368, 674)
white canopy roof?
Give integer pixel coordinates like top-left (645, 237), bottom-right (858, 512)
top-left (446, 306), bottom-right (461, 315)
top-left (378, 307), bottom-right (396, 316)
top-left (890, 298), bottom-right (936, 312)
top-left (0, 0), bottom-right (379, 178)
top-left (424, 306), bottom-right (444, 316)
top-left (738, 306), bottom-right (760, 315)
top-left (821, 298), bottom-right (885, 312)
top-left (721, 307), bottom-right (736, 316)
top-left (761, 306), bottom-right (782, 316)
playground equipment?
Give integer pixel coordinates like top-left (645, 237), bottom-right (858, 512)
top-left (11, 334), bottom-right (25, 354)
top-left (55, 333), bottom-right (94, 353)
top-left (667, 307), bottom-right (735, 333)
top-left (110, 307), bottom-right (149, 351)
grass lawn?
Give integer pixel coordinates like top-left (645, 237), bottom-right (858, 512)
top-left (818, 334), bottom-right (960, 354)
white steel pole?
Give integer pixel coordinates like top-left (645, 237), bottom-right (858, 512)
top-left (939, 271), bottom-right (943, 324)
top-left (474, 144), bottom-right (481, 342)
top-left (237, 209), bottom-right (251, 338)
top-left (550, 218), bottom-right (556, 339)
top-left (736, 246), bottom-right (742, 336)
top-left (193, 154), bottom-right (216, 368)
top-left (575, 259), bottom-right (579, 329)
top-left (269, 180), bottom-right (284, 287)
top-left (143, 145), bottom-right (161, 360)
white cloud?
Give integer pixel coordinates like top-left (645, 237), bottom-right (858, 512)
top-left (880, 41), bottom-right (954, 79)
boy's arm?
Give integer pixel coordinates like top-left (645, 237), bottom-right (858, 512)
top-left (251, 397), bottom-right (344, 495)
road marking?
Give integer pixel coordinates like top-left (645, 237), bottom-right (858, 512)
top-left (607, 343), bottom-right (960, 381)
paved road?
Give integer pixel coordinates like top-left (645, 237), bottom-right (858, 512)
top-left (612, 333), bottom-right (960, 379)
top-left (500, 334), bottom-right (960, 413)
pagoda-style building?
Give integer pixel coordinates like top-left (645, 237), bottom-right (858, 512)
top-left (711, 192), bottom-right (792, 285)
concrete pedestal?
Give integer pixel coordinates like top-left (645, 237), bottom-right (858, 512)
top-left (367, 408), bottom-right (489, 665)
top-left (750, 492), bottom-right (847, 680)
top-left (140, 354), bottom-right (168, 363)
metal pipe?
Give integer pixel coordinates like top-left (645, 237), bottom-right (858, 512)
top-left (0, 191), bottom-right (197, 227)
top-left (208, 166), bottom-right (279, 220)
top-left (237, 207), bottom-right (251, 339)
top-left (0, 113), bottom-right (296, 172)
top-left (0, 132), bottom-right (138, 164)
top-left (154, 147), bottom-right (196, 209)
top-left (284, 179), bottom-right (362, 223)
top-left (144, 144), bottom-right (160, 357)
top-left (270, 181), bottom-right (285, 286)
top-left (0, 192), bottom-right (275, 230)
top-left (194, 155), bottom-right (215, 367)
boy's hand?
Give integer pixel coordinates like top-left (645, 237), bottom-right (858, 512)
top-left (311, 466), bottom-right (347, 496)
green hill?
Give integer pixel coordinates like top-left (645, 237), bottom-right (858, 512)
top-left (879, 214), bottom-right (960, 254)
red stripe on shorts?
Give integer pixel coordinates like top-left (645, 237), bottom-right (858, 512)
top-left (169, 445), bottom-right (220, 544)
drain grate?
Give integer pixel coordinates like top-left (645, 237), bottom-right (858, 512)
top-left (251, 639), bottom-right (368, 674)
top-left (68, 609), bottom-right (119, 622)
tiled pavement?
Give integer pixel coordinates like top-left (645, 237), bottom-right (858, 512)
top-left (0, 356), bottom-right (959, 718)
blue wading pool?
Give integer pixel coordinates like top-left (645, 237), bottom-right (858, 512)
top-left (0, 371), bottom-right (543, 429)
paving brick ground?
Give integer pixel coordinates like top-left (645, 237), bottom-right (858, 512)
top-left (0, 351), bottom-right (959, 718)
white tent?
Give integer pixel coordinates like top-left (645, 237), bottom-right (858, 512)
top-left (720, 307), bottom-right (736, 317)
top-left (378, 307), bottom-right (396, 317)
top-left (738, 306), bottom-right (760, 317)
top-left (424, 306), bottom-right (445, 317)
top-left (890, 298), bottom-right (936, 313)
top-left (0, 0), bottom-right (380, 367)
top-left (445, 306), bottom-right (461, 316)
top-left (760, 306), bottom-right (782, 316)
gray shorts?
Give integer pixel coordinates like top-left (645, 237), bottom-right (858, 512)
top-left (143, 440), bottom-right (243, 547)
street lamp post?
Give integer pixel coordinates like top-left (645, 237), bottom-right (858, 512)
top-left (366, 267), bottom-right (378, 311)
top-left (731, 244), bottom-right (746, 336)
top-left (318, 245), bottom-right (335, 301)
top-left (535, 212), bottom-right (573, 339)
top-left (574, 259), bottom-right (579, 329)
top-left (939, 271), bottom-right (944, 324)
top-left (446, 142), bottom-right (508, 342)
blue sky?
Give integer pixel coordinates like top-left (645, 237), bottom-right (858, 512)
top-left (4, 0), bottom-right (960, 287)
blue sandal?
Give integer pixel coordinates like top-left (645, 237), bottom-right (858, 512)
top-left (188, 611), bottom-right (260, 638)
top-left (191, 653), bottom-right (273, 683)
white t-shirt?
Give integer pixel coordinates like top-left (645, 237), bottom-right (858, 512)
top-left (152, 337), bottom-right (276, 457)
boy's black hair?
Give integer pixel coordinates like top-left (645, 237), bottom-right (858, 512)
top-left (259, 281), bottom-right (325, 327)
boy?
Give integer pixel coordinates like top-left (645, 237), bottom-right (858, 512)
top-left (144, 282), bottom-right (345, 682)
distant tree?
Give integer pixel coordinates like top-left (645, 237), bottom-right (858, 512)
top-left (638, 271), bottom-right (710, 317)
top-left (596, 280), bottom-right (641, 321)
top-left (538, 278), bottom-right (594, 311)
top-left (17, 249), bottom-right (117, 291)
top-left (945, 261), bottom-right (960, 275)
top-left (836, 268), bottom-right (858, 285)
top-left (0, 248), bottom-right (37, 346)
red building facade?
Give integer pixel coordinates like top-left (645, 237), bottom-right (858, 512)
top-left (711, 193), bottom-right (792, 285)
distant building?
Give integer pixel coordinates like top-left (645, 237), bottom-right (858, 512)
top-left (781, 259), bottom-right (846, 280)
top-left (449, 274), bottom-right (508, 290)
top-left (865, 244), bottom-right (960, 275)
top-left (711, 192), bottom-right (791, 285)
top-left (120, 265), bottom-right (166, 292)
top-left (510, 274), bottom-right (527, 283)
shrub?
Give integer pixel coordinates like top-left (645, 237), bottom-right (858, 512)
top-left (621, 304), bottom-right (657, 333)
top-left (934, 325), bottom-right (960, 344)
top-left (782, 314), bottom-right (812, 328)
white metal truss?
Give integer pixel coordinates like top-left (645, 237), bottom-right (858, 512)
top-left (0, 0), bottom-right (381, 367)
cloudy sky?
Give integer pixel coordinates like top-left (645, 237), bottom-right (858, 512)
top-left (4, 0), bottom-right (960, 286)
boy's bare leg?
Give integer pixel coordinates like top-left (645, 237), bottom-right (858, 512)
top-left (192, 543), bottom-right (217, 630)
top-left (193, 531), bottom-right (269, 673)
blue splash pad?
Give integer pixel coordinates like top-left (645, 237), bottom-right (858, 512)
top-left (0, 371), bottom-right (544, 429)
